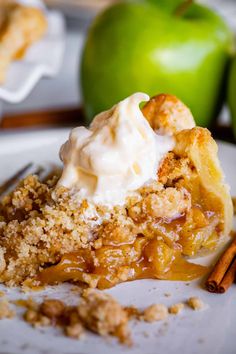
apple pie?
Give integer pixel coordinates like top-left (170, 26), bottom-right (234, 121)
top-left (0, 93), bottom-right (233, 289)
top-left (0, 1), bottom-right (47, 83)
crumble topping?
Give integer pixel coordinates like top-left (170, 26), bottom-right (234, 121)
top-left (78, 289), bottom-right (131, 345)
top-left (0, 298), bottom-right (15, 319)
top-left (40, 298), bottom-right (65, 318)
top-left (187, 297), bottom-right (204, 310)
top-left (158, 152), bottom-right (195, 186)
top-left (143, 304), bottom-right (168, 322)
top-left (65, 323), bottom-right (85, 339)
top-left (0, 290), bottom-right (208, 345)
top-left (22, 290), bottom-right (131, 345)
top-left (169, 303), bottom-right (184, 315)
top-left (142, 94), bottom-right (195, 135)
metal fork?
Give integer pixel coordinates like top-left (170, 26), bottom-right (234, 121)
top-left (0, 163), bottom-right (45, 198)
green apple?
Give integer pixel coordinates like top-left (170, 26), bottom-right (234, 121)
top-left (228, 57), bottom-right (236, 138)
top-left (81, 0), bottom-right (233, 125)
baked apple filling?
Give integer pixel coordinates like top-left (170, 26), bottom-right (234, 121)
top-left (0, 93), bottom-right (233, 289)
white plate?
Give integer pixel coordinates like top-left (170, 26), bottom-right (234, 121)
top-left (0, 0), bottom-right (65, 103)
top-left (0, 129), bottom-right (235, 354)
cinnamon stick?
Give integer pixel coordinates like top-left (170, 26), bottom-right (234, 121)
top-left (218, 258), bottom-right (236, 294)
top-left (206, 237), bottom-right (236, 293)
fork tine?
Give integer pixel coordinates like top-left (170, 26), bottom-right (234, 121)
top-left (0, 162), bottom-right (33, 197)
top-left (33, 166), bottom-right (45, 179)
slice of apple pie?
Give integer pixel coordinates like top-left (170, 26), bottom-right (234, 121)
top-left (0, 1), bottom-right (47, 83)
top-left (0, 93), bottom-right (233, 289)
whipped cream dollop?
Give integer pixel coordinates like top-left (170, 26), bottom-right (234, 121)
top-left (57, 93), bottom-right (174, 205)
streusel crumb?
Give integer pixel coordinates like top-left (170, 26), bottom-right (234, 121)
top-left (187, 297), bottom-right (204, 310)
top-left (0, 298), bottom-right (15, 319)
top-left (22, 290), bottom-right (131, 345)
top-left (40, 299), bottom-right (65, 318)
top-left (124, 305), bottom-right (141, 319)
top-left (169, 303), bottom-right (184, 315)
top-left (0, 290), bottom-right (208, 345)
top-left (78, 289), bottom-right (132, 345)
top-left (143, 304), bottom-right (168, 323)
top-left (65, 323), bottom-right (85, 339)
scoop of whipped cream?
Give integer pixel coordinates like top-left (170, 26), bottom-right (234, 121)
top-left (57, 93), bottom-right (174, 206)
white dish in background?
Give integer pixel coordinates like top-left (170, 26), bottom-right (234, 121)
top-left (0, 128), bottom-right (235, 354)
top-left (0, 0), bottom-right (65, 103)
top-left (45, 0), bottom-right (116, 19)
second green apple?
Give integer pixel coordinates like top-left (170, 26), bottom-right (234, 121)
top-left (81, 0), bottom-right (233, 125)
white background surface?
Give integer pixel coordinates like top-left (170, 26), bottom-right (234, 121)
top-left (0, 129), bottom-right (235, 354)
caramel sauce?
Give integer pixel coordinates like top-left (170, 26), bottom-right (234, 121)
top-left (38, 218), bottom-right (209, 290)
top-left (38, 252), bottom-right (207, 290)
top-left (37, 197), bottom-right (217, 289)
top-left (14, 45), bottom-right (28, 59)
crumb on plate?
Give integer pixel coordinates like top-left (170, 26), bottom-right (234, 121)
top-left (143, 304), bottom-right (168, 322)
top-left (187, 297), bottom-right (204, 310)
top-left (164, 293), bottom-right (171, 297)
top-left (0, 298), bottom-right (15, 319)
top-left (78, 289), bottom-right (132, 346)
top-left (22, 289), bottom-right (132, 346)
top-left (169, 303), bottom-right (184, 315)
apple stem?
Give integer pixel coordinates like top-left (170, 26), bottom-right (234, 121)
top-left (174, 0), bottom-right (194, 17)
